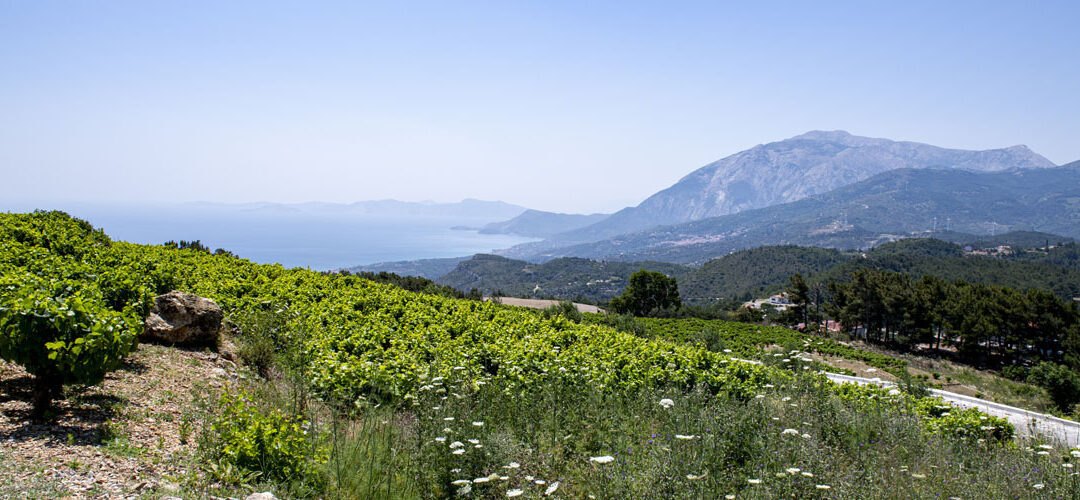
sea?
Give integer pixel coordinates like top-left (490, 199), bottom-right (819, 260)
top-left (4, 202), bottom-right (538, 270)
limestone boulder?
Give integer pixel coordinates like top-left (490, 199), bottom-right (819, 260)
top-left (142, 291), bottom-right (223, 345)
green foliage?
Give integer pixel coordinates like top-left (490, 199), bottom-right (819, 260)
top-left (0, 284), bottom-right (139, 416)
top-left (435, 254), bottom-right (690, 303)
top-left (541, 300), bottom-right (583, 323)
top-left (1027, 362), bottom-right (1080, 413)
top-left (346, 270), bottom-right (472, 301)
top-left (609, 269), bottom-right (682, 317)
top-left (1, 209), bottom-right (1041, 496)
top-left (816, 239), bottom-right (1080, 301)
top-left (593, 316), bottom-right (907, 375)
top-left (679, 245), bottom-right (848, 303)
top-left (206, 390), bottom-right (327, 484)
top-left (824, 268), bottom-right (1080, 368)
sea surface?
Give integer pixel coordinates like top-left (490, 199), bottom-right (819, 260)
top-left (6, 203), bottom-right (537, 270)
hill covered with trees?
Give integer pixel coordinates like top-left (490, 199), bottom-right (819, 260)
top-left (435, 254), bottom-right (689, 303)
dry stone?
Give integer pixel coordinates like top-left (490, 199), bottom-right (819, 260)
top-left (142, 291), bottom-right (223, 345)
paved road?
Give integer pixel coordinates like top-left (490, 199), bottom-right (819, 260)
top-left (825, 372), bottom-right (1080, 447)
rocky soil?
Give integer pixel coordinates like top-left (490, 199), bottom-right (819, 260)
top-left (0, 344), bottom-right (240, 499)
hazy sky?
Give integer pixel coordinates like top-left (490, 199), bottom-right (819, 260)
top-left (2, 1), bottom-right (1078, 214)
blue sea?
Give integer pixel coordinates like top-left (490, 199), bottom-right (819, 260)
top-left (5, 202), bottom-right (537, 270)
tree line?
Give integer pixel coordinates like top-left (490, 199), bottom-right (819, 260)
top-left (783, 270), bottom-right (1080, 370)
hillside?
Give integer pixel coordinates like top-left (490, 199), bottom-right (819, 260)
top-left (522, 164), bottom-right (1080, 264)
top-left (344, 255), bottom-right (468, 279)
top-left (443, 238), bottom-right (1080, 307)
top-left (501, 131), bottom-right (1057, 257)
top-left (678, 246), bottom-right (851, 302)
top-left (478, 209), bottom-right (609, 238)
top-left (6, 211), bottom-right (1080, 498)
top-left (810, 239), bottom-right (1080, 300)
top-left (435, 254), bottom-right (689, 302)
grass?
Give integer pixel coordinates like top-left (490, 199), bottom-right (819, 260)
top-left (183, 342), bottom-right (1079, 499)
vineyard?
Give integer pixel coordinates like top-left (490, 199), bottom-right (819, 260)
top-left (5, 211), bottom-right (1080, 498)
top-left (588, 316), bottom-right (908, 375)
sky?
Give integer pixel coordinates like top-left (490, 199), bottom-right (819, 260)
top-left (1, 1), bottom-right (1078, 214)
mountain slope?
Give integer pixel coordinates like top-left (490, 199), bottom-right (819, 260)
top-left (479, 209), bottom-right (609, 238)
top-left (525, 164), bottom-right (1080, 265)
top-left (678, 246), bottom-right (850, 302)
top-left (435, 254), bottom-right (689, 302)
top-left (510, 131), bottom-right (1056, 253)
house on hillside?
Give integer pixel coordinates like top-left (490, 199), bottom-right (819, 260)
top-left (743, 293), bottom-right (793, 312)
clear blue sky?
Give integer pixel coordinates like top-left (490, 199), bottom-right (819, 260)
top-left (2, 1), bottom-right (1077, 213)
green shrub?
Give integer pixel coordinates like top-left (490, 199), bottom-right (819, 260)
top-left (0, 284), bottom-right (139, 418)
top-left (1000, 364), bottom-right (1028, 381)
top-left (206, 390), bottom-right (327, 485)
top-left (541, 300), bottom-right (583, 323)
top-left (1027, 362), bottom-right (1080, 413)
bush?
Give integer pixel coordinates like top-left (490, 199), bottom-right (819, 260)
top-left (206, 390), bottom-right (327, 485)
top-left (541, 300), bottom-right (583, 323)
top-left (1000, 364), bottom-right (1028, 381)
top-left (1027, 362), bottom-right (1080, 413)
top-left (0, 284), bottom-right (139, 418)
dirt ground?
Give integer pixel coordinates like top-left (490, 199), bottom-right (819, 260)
top-left (0, 344), bottom-right (238, 499)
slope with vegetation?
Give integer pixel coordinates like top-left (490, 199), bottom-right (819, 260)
top-left (7, 211), bottom-right (1080, 498)
top-left (436, 254), bottom-right (689, 303)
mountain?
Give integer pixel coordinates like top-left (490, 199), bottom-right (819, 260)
top-left (435, 254), bottom-right (689, 303)
top-left (502, 131), bottom-right (1056, 257)
top-left (344, 256), bottom-right (470, 279)
top-left (520, 163), bottom-right (1080, 265)
top-left (478, 210), bottom-right (610, 238)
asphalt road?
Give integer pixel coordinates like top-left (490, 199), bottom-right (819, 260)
top-left (825, 372), bottom-right (1080, 447)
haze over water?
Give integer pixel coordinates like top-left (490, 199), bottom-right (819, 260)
top-left (5, 202), bottom-right (537, 270)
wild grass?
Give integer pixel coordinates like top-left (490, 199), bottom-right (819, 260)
top-left (177, 312), bottom-right (1080, 499)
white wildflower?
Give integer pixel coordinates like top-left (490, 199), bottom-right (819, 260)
top-left (816, 484), bottom-right (831, 490)
top-left (507, 489), bottom-right (523, 498)
top-left (747, 478), bottom-right (762, 485)
top-left (504, 462), bottom-right (521, 469)
top-left (675, 434), bottom-right (696, 440)
top-left (659, 398), bottom-right (675, 409)
top-left (686, 472), bottom-right (707, 480)
top-left (452, 449), bottom-right (466, 455)
top-left (1033, 483), bottom-right (1045, 490)
top-left (451, 479), bottom-right (471, 485)
top-left (801, 472), bottom-right (814, 477)
top-left (472, 421), bottom-right (484, 427)
top-left (545, 481), bottom-right (560, 495)
top-left (781, 428), bottom-right (800, 435)
top-left (590, 455), bottom-right (615, 464)
top-left (786, 468), bottom-right (801, 474)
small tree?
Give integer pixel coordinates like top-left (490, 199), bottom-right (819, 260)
top-left (609, 270), bottom-right (681, 317)
top-left (0, 286), bottom-right (139, 419)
